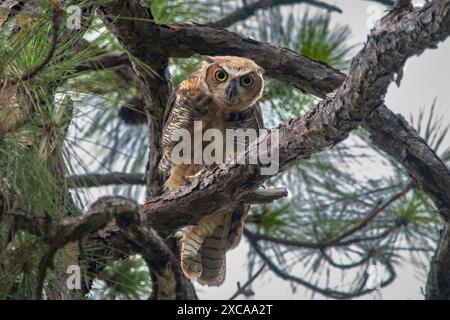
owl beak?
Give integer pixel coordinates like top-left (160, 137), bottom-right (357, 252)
top-left (226, 80), bottom-right (237, 101)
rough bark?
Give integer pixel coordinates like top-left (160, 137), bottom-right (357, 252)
top-left (363, 105), bottom-right (450, 220)
top-left (115, 207), bottom-right (197, 300)
top-left (426, 223), bottom-right (450, 300)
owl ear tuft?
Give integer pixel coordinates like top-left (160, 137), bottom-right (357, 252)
top-left (257, 66), bottom-right (265, 75)
top-left (205, 56), bottom-right (216, 63)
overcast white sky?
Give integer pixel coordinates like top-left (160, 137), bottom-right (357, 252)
top-left (198, 0), bottom-right (450, 300)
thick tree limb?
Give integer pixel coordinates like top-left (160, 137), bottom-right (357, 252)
top-left (362, 106), bottom-right (450, 222)
top-left (141, 2), bottom-right (450, 238)
top-left (241, 187), bottom-right (288, 204)
top-left (139, 22), bottom-right (344, 98)
top-left (115, 207), bottom-right (196, 300)
top-left (98, 1), bottom-right (171, 198)
top-left (209, 0), bottom-right (342, 29)
top-left (426, 223), bottom-right (450, 300)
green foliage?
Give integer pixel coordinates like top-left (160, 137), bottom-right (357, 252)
top-left (90, 256), bottom-right (151, 300)
top-left (148, 0), bottom-right (211, 24)
top-left (295, 12), bottom-right (353, 70)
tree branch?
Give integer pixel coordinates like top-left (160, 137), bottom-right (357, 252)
top-left (244, 181), bottom-right (413, 250)
top-left (229, 263), bottom-right (266, 300)
top-left (209, 0), bottom-right (342, 29)
top-left (362, 105), bottom-right (450, 221)
top-left (67, 172), bottom-right (145, 188)
top-left (246, 229), bottom-right (397, 299)
top-left (115, 207), bottom-right (196, 300)
top-left (426, 222), bottom-right (450, 300)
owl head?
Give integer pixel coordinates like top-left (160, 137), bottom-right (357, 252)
top-left (203, 56), bottom-right (265, 111)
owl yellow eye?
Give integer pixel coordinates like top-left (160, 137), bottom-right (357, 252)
top-left (240, 75), bottom-right (254, 87)
top-left (214, 70), bottom-right (228, 82)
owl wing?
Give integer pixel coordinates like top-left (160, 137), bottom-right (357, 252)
top-left (159, 87), bottom-right (203, 178)
top-left (252, 102), bottom-right (264, 131)
top-left (162, 87), bottom-right (179, 130)
top-left (159, 89), bottom-right (184, 178)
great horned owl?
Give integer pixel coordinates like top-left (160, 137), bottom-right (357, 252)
top-left (159, 56), bottom-right (265, 286)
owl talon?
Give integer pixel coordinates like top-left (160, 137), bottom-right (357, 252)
top-left (181, 259), bottom-right (202, 279)
top-left (181, 175), bottom-right (193, 185)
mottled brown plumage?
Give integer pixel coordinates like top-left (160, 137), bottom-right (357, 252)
top-left (159, 56), bottom-right (265, 286)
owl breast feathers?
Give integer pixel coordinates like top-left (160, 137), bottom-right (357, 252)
top-left (159, 56), bottom-right (265, 286)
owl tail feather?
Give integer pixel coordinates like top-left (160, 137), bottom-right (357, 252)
top-left (179, 211), bottom-right (231, 286)
top-left (198, 212), bottom-right (231, 286)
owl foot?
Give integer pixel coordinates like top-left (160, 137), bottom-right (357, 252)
top-left (181, 168), bottom-right (206, 185)
top-left (181, 257), bottom-right (203, 279)
top-left (181, 175), bottom-right (194, 186)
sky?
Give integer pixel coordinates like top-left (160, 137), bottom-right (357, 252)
top-left (197, 0), bottom-right (450, 300)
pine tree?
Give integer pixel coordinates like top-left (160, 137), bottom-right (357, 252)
top-left (0, 0), bottom-right (449, 300)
